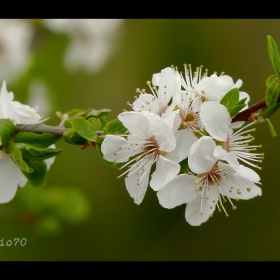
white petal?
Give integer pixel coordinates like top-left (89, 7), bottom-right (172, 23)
top-left (156, 67), bottom-right (180, 105)
top-left (185, 195), bottom-right (216, 226)
top-left (152, 72), bottom-right (160, 86)
top-left (196, 74), bottom-right (234, 101)
top-left (118, 111), bottom-right (151, 138)
top-left (12, 101), bottom-right (41, 124)
top-left (140, 111), bottom-right (176, 152)
top-left (0, 151), bottom-right (27, 203)
top-left (171, 111), bottom-right (182, 133)
top-left (44, 144), bottom-right (56, 170)
top-left (234, 79), bottom-right (243, 89)
top-left (217, 162), bottom-right (262, 199)
top-left (166, 128), bottom-right (197, 163)
top-left (231, 165), bottom-right (260, 183)
top-left (125, 163), bottom-right (151, 205)
top-left (101, 135), bottom-right (138, 163)
top-left (200, 101), bottom-right (231, 141)
top-left (161, 108), bottom-right (177, 129)
top-left (188, 136), bottom-right (217, 174)
top-left (157, 174), bottom-right (198, 208)
top-left (119, 111), bottom-right (176, 152)
top-left (239, 91), bottom-right (250, 110)
top-left (149, 156), bottom-right (180, 191)
top-left (219, 174), bottom-right (262, 200)
top-left (230, 121), bottom-right (245, 129)
top-left (132, 93), bottom-right (160, 114)
top-left (214, 146), bottom-right (239, 167)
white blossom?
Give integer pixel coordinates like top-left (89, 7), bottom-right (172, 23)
top-left (0, 81), bottom-right (41, 124)
top-left (0, 19), bottom-right (34, 83)
top-left (0, 151), bottom-right (27, 203)
top-left (157, 136), bottom-right (262, 226)
top-left (101, 111), bottom-right (192, 204)
top-left (42, 19), bottom-right (124, 73)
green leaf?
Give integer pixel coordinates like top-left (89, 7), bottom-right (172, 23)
top-left (63, 127), bottom-right (87, 145)
top-left (23, 159), bottom-right (48, 188)
top-left (265, 78), bottom-right (280, 107)
top-left (235, 97), bottom-right (248, 106)
top-left (266, 74), bottom-right (278, 87)
top-left (7, 142), bottom-right (33, 173)
top-left (63, 108), bottom-right (112, 129)
top-left (0, 119), bottom-right (16, 148)
top-left (16, 143), bottom-right (62, 160)
top-left (13, 132), bottom-right (61, 148)
top-left (82, 108), bottom-right (112, 129)
top-left (103, 119), bottom-right (127, 135)
top-left (267, 35), bottom-right (280, 78)
top-left (266, 118), bottom-right (277, 137)
top-left (259, 101), bottom-right (280, 119)
top-left (96, 143), bottom-right (123, 170)
top-left (72, 116), bottom-right (101, 142)
top-left (220, 88), bottom-right (239, 110)
top-left (228, 103), bottom-right (247, 118)
top-left (65, 108), bottom-right (85, 119)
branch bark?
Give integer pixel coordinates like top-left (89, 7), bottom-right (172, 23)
top-left (16, 123), bottom-right (68, 136)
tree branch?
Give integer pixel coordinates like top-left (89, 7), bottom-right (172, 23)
top-left (232, 95), bottom-right (280, 122)
top-left (16, 123), bottom-right (68, 136)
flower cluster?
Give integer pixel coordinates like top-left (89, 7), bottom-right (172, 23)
top-left (101, 65), bottom-right (263, 226)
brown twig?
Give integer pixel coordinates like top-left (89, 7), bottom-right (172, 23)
top-left (232, 95), bottom-right (280, 122)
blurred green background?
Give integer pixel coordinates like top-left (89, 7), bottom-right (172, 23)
top-left (0, 19), bottom-right (280, 261)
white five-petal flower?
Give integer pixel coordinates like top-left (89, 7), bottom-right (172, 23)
top-left (157, 136), bottom-right (262, 226)
top-left (101, 111), bottom-right (182, 204)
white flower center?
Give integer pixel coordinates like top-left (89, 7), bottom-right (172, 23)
top-left (194, 165), bottom-right (236, 218)
top-left (115, 137), bottom-right (161, 185)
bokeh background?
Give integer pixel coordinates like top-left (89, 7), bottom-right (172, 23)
top-left (0, 19), bottom-right (279, 261)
